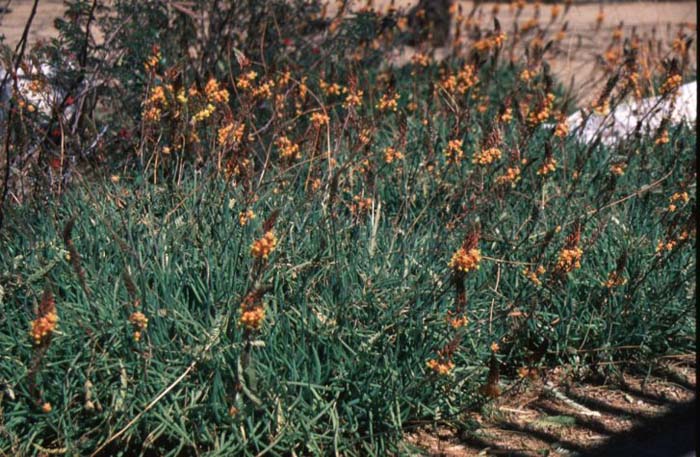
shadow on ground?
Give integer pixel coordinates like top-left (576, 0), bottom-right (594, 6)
top-left (577, 399), bottom-right (697, 457)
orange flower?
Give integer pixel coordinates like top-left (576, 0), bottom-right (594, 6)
top-left (310, 111), bottom-right (330, 127)
top-left (251, 80), bottom-right (276, 99)
top-left (659, 74), bottom-right (682, 96)
top-left (523, 265), bottom-right (546, 285)
top-left (655, 130), bottom-right (670, 145)
top-left (440, 64), bottom-right (479, 94)
top-left (376, 92), bottom-right (400, 112)
top-left (448, 314), bottom-right (469, 329)
top-left (218, 122), bottom-right (245, 147)
top-left (472, 147), bottom-right (502, 165)
top-left (30, 311), bottom-right (58, 345)
top-left (426, 359), bottom-right (455, 375)
top-left (276, 136), bottom-right (301, 160)
top-left (236, 70), bottom-right (258, 90)
top-left (319, 79), bottom-right (346, 96)
top-left (528, 93), bottom-right (555, 126)
top-left (239, 305), bottom-right (266, 330)
top-left (144, 45), bottom-right (161, 72)
top-left (554, 119), bottom-right (569, 138)
top-left (251, 230), bottom-right (278, 259)
top-left (602, 271), bottom-right (627, 288)
top-left (411, 52), bottom-right (431, 67)
top-left (556, 247), bottom-right (583, 273)
top-left (383, 147), bottom-right (404, 164)
top-left (444, 139), bottom-right (464, 164)
top-left (239, 209), bottom-right (256, 226)
top-left (666, 191), bottom-right (689, 212)
top-left (30, 291), bottom-right (58, 345)
top-left (610, 162), bottom-right (626, 176)
top-left (495, 166), bottom-right (521, 186)
top-left (204, 78), bottom-right (230, 104)
top-left (537, 156), bottom-right (557, 176)
top-left (129, 311), bottom-right (149, 341)
top-left (343, 90), bottom-right (364, 108)
top-left (350, 196), bottom-right (373, 216)
top-left (500, 107), bottom-right (513, 123)
top-left (449, 247), bottom-right (481, 273)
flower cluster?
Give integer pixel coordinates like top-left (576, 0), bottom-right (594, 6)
top-left (426, 358), bottom-right (454, 376)
top-left (128, 311), bottom-right (148, 341)
top-left (411, 52), bottom-right (431, 67)
top-left (449, 247), bottom-right (481, 273)
top-left (537, 156), bottom-right (557, 176)
top-left (191, 103), bottom-right (216, 124)
top-left (447, 313), bottom-right (468, 329)
top-left (656, 231), bottom-right (691, 254)
top-left (500, 107), bottom-right (513, 123)
top-left (659, 74), bottom-right (682, 96)
top-left (310, 111), bottom-right (330, 128)
top-left (523, 265), bottom-right (546, 286)
top-left (236, 71), bottom-right (258, 90)
top-left (204, 79), bottom-right (230, 104)
top-left (343, 90), bottom-right (364, 109)
top-left (655, 129), bottom-right (670, 145)
top-left (30, 308), bottom-right (58, 345)
top-left (276, 136), bottom-right (301, 160)
top-left (350, 196), bottom-right (373, 216)
top-left (610, 162), bottom-right (626, 176)
top-left (240, 306), bottom-right (266, 330)
top-left (603, 271), bottom-right (627, 288)
top-left (319, 79), bottom-right (346, 96)
top-left (472, 147), bottom-right (502, 165)
top-left (444, 139), bottom-right (464, 164)
top-left (383, 147), bottom-right (404, 164)
top-left (376, 92), bottom-right (400, 112)
top-left (239, 209), bottom-right (256, 226)
top-left (239, 290), bottom-right (267, 331)
top-left (556, 247), bottom-right (583, 273)
top-left (520, 69), bottom-right (534, 82)
top-left (667, 191), bottom-right (689, 212)
top-left (218, 122), bottom-right (245, 146)
top-left (251, 230), bottom-right (278, 259)
top-left (527, 93), bottom-right (555, 126)
top-left (440, 64), bottom-right (478, 94)
top-left (252, 79), bottom-right (276, 99)
top-left (144, 45), bottom-right (161, 72)
top-left (473, 31), bottom-right (506, 51)
top-left (142, 85), bottom-right (170, 122)
top-left (554, 118), bottom-right (569, 138)
top-left (495, 166), bottom-right (521, 186)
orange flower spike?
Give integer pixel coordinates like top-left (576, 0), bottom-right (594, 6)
top-left (251, 230), bottom-right (278, 259)
top-left (239, 306), bottom-right (266, 330)
top-left (29, 290), bottom-right (58, 345)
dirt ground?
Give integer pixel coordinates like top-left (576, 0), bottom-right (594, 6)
top-left (404, 356), bottom-right (697, 456)
top-left (1, 1), bottom-right (696, 106)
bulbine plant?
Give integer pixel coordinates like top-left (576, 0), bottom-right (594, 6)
top-left (0, 0), bottom-right (695, 455)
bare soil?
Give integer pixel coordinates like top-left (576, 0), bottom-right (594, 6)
top-left (404, 355), bottom-right (696, 456)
